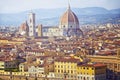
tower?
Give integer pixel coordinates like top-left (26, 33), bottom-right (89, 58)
top-left (37, 24), bottom-right (43, 37)
top-left (28, 12), bottom-right (36, 37)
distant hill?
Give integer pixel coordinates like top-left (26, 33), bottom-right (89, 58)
top-left (75, 7), bottom-right (109, 15)
top-left (109, 8), bottom-right (120, 14)
top-left (0, 7), bottom-right (120, 26)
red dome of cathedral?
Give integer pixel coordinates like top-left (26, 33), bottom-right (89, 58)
top-left (59, 4), bottom-right (83, 37)
top-left (60, 5), bottom-right (79, 26)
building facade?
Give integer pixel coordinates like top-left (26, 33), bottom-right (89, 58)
top-left (54, 57), bottom-right (107, 80)
top-left (54, 57), bottom-right (79, 80)
top-left (87, 51), bottom-right (120, 80)
top-left (77, 63), bottom-right (106, 80)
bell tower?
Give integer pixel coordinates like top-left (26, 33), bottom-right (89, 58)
top-left (28, 12), bottom-right (36, 37)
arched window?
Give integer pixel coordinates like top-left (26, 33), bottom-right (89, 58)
top-left (30, 19), bottom-right (32, 23)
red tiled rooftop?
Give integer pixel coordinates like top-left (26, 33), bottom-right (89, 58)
top-left (0, 44), bottom-right (15, 49)
top-left (78, 63), bottom-right (106, 68)
top-left (55, 57), bottom-right (80, 63)
top-left (93, 63), bottom-right (106, 67)
top-left (25, 49), bottom-right (44, 53)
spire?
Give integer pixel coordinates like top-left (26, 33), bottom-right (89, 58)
top-left (68, 0), bottom-right (71, 10)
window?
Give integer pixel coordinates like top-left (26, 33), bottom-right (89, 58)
top-left (1, 65), bottom-right (4, 66)
top-left (61, 70), bottom-right (63, 73)
top-left (67, 75), bottom-right (69, 78)
top-left (71, 70), bottom-right (73, 74)
top-left (81, 77), bottom-right (82, 79)
top-left (83, 77), bottom-right (86, 80)
top-left (87, 77), bottom-right (89, 79)
top-left (68, 70), bottom-right (69, 73)
top-left (118, 64), bottom-right (120, 70)
top-left (114, 64), bottom-right (117, 68)
top-left (92, 77), bottom-right (95, 80)
top-left (30, 19), bottom-right (32, 23)
top-left (58, 70), bottom-right (60, 73)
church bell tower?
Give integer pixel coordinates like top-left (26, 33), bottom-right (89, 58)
top-left (28, 12), bottom-right (36, 37)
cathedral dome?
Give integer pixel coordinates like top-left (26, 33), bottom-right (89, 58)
top-left (60, 6), bottom-right (79, 26)
top-left (59, 4), bottom-right (83, 37)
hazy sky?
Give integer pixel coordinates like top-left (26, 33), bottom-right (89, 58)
top-left (0, 0), bottom-right (120, 13)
